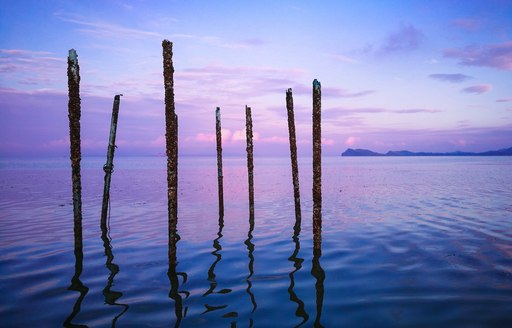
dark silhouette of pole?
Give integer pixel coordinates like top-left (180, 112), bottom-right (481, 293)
top-left (286, 88), bottom-right (301, 222)
top-left (245, 105), bottom-right (255, 217)
top-left (312, 79), bottom-right (322, 250)
top-left (63, 216), bottom-right (88, 328)
top-left (215, 107), bottom-right (224, 218)
top-left (101, 94), bottom-right (122, 226)
top-left (173, 112), bottom-right (178, 217)
top-left (288, 211), bottom-right (309, 326)
top-left (311, 246), bottom-right (325, 328)
top-left (67, 48), bottom-right (82, 241)
top-left (162, 39), bottom-right (178, 228)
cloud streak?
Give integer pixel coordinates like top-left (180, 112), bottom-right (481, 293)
top-left (428, 73), bottom-right (472, 83)
top-left (444, 42), bottom-right (512, 70)
top-left (461, 84), bottom-right (492, 94)
top-left (379, 24), bottom-right (425, 54)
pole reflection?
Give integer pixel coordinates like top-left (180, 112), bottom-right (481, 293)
top-left (288, 213), bottom-right (309, 327)
top-left (100, 214), bottom-right (129, 326)
top-left (168, 217), bottom-right (189, 327)
top-left (202, 215), bottom-right (233, 315)
top-left (63, 217), bottom-right (89, 327)
top-left (311, 210), bottom-right (325, 328)
top-left (244, 211), bottom-right (257, 327)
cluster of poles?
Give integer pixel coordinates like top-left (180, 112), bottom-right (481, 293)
top-left (66, 39), bottom-right (324, 325)
top-left (67, 40), bottom-right (323, 250)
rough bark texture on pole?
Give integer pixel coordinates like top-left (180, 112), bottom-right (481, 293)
top-left (245, 105), bottom-right (255, 217)
top-left (162, 39), bottom-right (178, 231)
top-left (312, 79), bottom-right (322, 251)
top-left (67, 48), bottom-right (82, 245)
top-left (173, 112), bottom-right (178, 218)
top-left (101, 94), bottom-right (122, 226)
top-left (215, 107), bottom-right (224, 218)
top-left (286, 88), bottom-right (301, 223)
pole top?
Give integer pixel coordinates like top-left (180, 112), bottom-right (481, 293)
top-left (287, 88), bottom-right (292, 93)
top-left (68, 49), bottom-right (78, 63)
top-left (313, 79), bottom-right (321, 90)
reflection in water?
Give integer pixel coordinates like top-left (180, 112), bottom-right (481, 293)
top-left (311, 210), bottom-right (325, 328)
top-left (244, 212), bottom-right (257, 327)
top-left (202, 215), bottom-right (234, 317)
top-left (168, 218), bottom-right (189, 327)
top-left (100, 214), bottom-right (129, 326)
top-left (63, 217), bottom-right (89, 327)
top-left (288, 213), bottom-right (309, 327)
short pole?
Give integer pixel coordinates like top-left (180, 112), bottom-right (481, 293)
top-left (101, 94), bottom-right (122, 225)
top-left (286, 88), bottom-right (301, 224)
top-left (215, 107), bottom-right (224, 217)
top-left (245, 105), bottom-right (255, 217)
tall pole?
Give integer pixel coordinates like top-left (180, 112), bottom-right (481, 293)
top-left (215, 107), bottom-right (224, 218)
top-left (67, 48), bottom-right (82, 246)
top-left (245, 105), bottom-right (255, 217)
top-left (312, 79), bottom-right (322, 251)
top-left (286, 88), bottom-right (301, 223)
top-left (101, 94), bottom-right (122, 225)
top-left (162, 39), bottom-right (178, 232)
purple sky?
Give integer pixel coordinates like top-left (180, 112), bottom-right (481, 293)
top-left (1, 1), bottom-right (511, 157)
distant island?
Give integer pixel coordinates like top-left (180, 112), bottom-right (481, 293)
top-left (342, 147), bottom-right (512, 157)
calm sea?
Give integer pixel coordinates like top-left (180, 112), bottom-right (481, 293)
top-left (1, 156), bottom-right (511, 327)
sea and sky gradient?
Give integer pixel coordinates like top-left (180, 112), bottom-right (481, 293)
top-left (1, 0), bottom-right (511, 157)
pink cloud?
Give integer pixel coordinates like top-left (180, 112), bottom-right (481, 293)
top-left (496, 98), bottom-right (512, 103)
top-left (321, 138), bottom-right (335, 146)
top-left (196, 133), bottom-right (216, 142)
top-left (428, 73), bottom-right (472, 83)
top-left (444, 42), bottom-right (512, 70)
top-left (260, 136), bottom-right (288, 144)
top-left (344, 136), bottom-right (360, 146)
top-left (461, 84), bottom-right (492, 94)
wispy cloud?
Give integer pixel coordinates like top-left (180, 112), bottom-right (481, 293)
top-left (325, 53), bottom-right (360, 64)
top-left (428, 73), bottom-right (473, 83)
top-left (451, 18), bottom-right (483, 31)
top-left (293, 84), bottom-right (375, 98)
top-left (444, 42), bottom-right (512, 70)
top-left (461, 84), bottom-right (492, 94)
top-left (0, 49), bottom-right (65, 88)
top-left (54, 12), bottom-right (164, 40)
top-left (379, 24), bottom-right (425, 54)
top-left (496, 98), bottom-right (512, 102)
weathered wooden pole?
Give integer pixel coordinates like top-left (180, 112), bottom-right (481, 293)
top-left (162, 39), bottom-right (178, 231)
top-left (67, 48), bottom-right (83, 245)
top-left (312, 79), bottom-right (322, 251)
top-left (245, 105), bottom-right (255, 217)
top-left (173, 112), bottom-right (178, 217)
top-left (101, 94), bottom-right (122, 225)
top-left (215, 107), bottom-right (224, 218)
top-left (286, 88), bottom-right (301, 223)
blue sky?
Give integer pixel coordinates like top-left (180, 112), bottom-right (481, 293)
top-left (1, 0), bottom-right (511, 156)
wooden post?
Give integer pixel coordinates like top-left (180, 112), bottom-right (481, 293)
top-left (286, 88), bottom-right (301, 223)
top-left (101, 94), bottom-right (122, 225)
top-left (245, 105), bottom-right (255, 217)
top-left (215, 107), bottom-right (224, 218)
top-left (312, 79), bottom-right (322, 250)
top-left (67, 48), bottom-right (82, 244)
top-left (173, 112), bottom-right (178, 218)
top-left (162, 39), bottom-right (178, 231)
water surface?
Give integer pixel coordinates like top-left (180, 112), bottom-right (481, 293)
top-left (1, 156), bottom-right (511, 327)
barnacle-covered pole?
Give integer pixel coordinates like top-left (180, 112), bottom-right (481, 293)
top-left (101, 94), bottom-right (122, 225)
top-left (215, 107), bottom-right (224, 217)
top-left (312, 79), bottom-right (322, 250)
top-left (286, 88), bottom-right (301, 223)
top-left (67, 48), bottom-right (82, 242)
top-left (162, 40), bottom-right (178, 231)
top-left (245, 105), bottom-right (255, 217)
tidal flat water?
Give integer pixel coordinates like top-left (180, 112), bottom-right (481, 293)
top-left (0, 156), bottom-right (511, 327)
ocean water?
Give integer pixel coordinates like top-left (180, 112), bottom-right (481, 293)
top-left (0, 156), bottom-right (511, 327)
